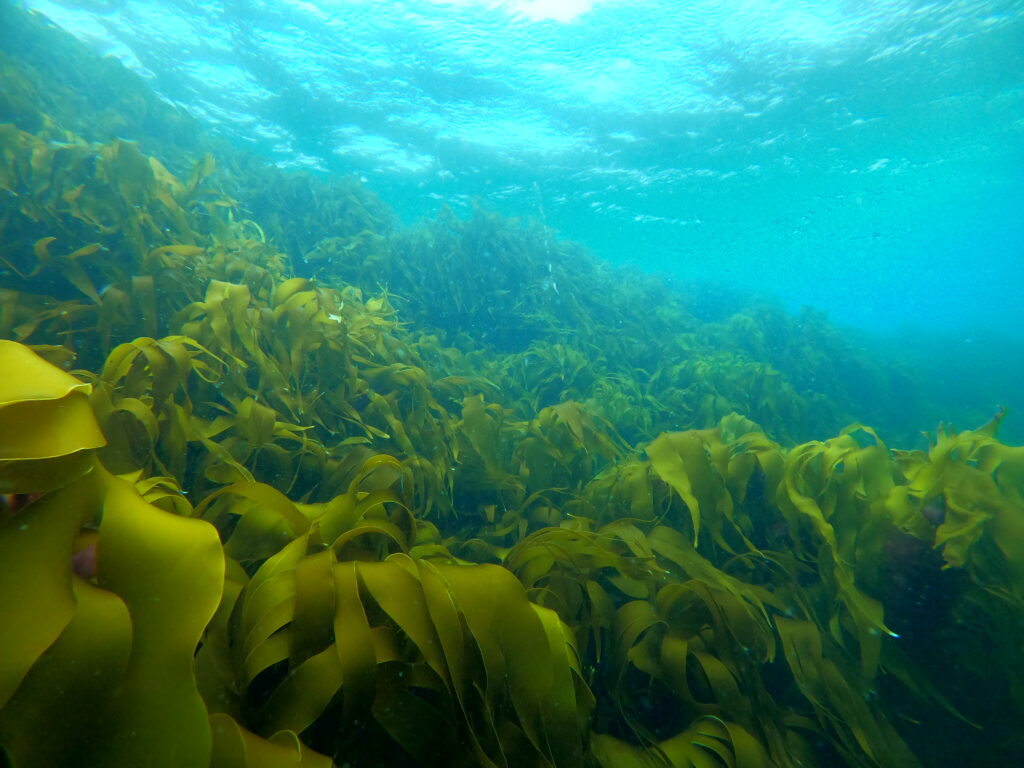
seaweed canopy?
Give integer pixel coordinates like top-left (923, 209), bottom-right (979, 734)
top-left (190, 455), bottom-right (593, 768)
top-left (0, 344), bottom-right (593, 768)
top-left (5, 328), bottom-right (1019, 768)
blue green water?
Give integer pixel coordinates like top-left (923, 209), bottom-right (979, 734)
top-left (20, 0), bottom-right (1024, 411)
top-left (22, 0), bottom-right (1023, 334)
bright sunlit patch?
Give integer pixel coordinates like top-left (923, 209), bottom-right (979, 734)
top-left (779, 8), bottom-right (836, 44)
top-left (510, 0), bottom-right (599, 22)
top-left (334, 133), bottom-right (436, 173)
top-left (417, 0), bottom-right (606, 22)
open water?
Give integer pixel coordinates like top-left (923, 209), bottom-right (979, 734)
top-left (21, 0), bottom-right (1024, 328)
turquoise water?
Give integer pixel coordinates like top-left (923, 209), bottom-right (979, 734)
top-left (21, 0), bottom-right (1024, 334)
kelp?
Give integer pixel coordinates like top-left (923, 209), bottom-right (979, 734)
top-left (590, 717), bottom-right (772, 768)
top-left (0, 109), bottom-right (927, 451)
top-left (0, 346), bottom-right (590, 768)
top-left (550, 414), bottom-right (1022, 767)
top-left (2, 44), bottom-right (1024, 767)
top-left (4, 287), bottom-right (1024, 767)
top-left (245, 173), bottom-right (396, 269)
top-left (0, 5), bottom-right (202, 171)
top-left (0, 122), bottom-right (287, 369)
top-left (201, 548), bottom-right (591, 767)
top-left (0, 5), bottom-right (388, 261)
top-left (86, 283), bottom-right (453, 509)
top-left (0, 345), bottom-right (226, 768)
top-left (0, 339), bottom-right (105, 495)
top-left (701, 307), bottom-right (923, 443)
top-left (307, 201), bottom-right (932, 447)
top-left (187, 453), bottom-right (591, 767)
top-left (0, 123), bottom-right (455, 506)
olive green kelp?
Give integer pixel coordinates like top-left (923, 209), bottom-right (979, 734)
top-left (0, 343), bottom-right (591, 768)
top-left (4, 339), bottom-right (1023, 768)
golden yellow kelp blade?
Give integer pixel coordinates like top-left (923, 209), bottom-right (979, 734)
top-left (0, 471), bottom-right (106, 711)
top-left (0, 340), bottom-right (106, 493)
top-left (776, 617), bottom-right (920, 768)
top-left (0, 569), bottom-right (132, 766)
top-left (0, 341), bottom-right (107, 710)
top-left (95, 472), bottom-right (225, 767)
top-left (0, 467), bottom-right (225, 768)
top-left (0, 342), bottom-right (226, 767)
top-left (202, 545), bottom-right (591, 767)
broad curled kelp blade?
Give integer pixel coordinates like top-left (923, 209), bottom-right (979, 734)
top-left (0, 470), bottom-right (105, 710)
top-left (0, 340), bottom-right (106, 494)
top-left (93, 470), bottom-right (225, 768)
top-left (0, 573), bottom-right (132, 767)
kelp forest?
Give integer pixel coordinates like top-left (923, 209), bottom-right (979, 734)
top-left (1, 6), bottom-right (1022, 768)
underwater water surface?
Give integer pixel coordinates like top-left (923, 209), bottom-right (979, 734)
top-left (2, 1), bottom-right (1024, 768)
top-left (19, 0), bottom-right (1024, 330)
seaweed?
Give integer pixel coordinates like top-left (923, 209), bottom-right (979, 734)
top-left (2, 30), bottom-right (1023, 767)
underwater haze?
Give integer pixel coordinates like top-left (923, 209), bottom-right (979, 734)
top-left (20, 0), bottom-right (1024, 334)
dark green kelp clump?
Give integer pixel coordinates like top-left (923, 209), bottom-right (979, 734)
top-left (2, 9), bottom-right (1023, 768)
top-left (309, 202), bottom-right (925, 445)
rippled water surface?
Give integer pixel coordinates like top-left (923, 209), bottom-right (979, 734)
top-left (23, 0), bottom-right (1024, 334)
